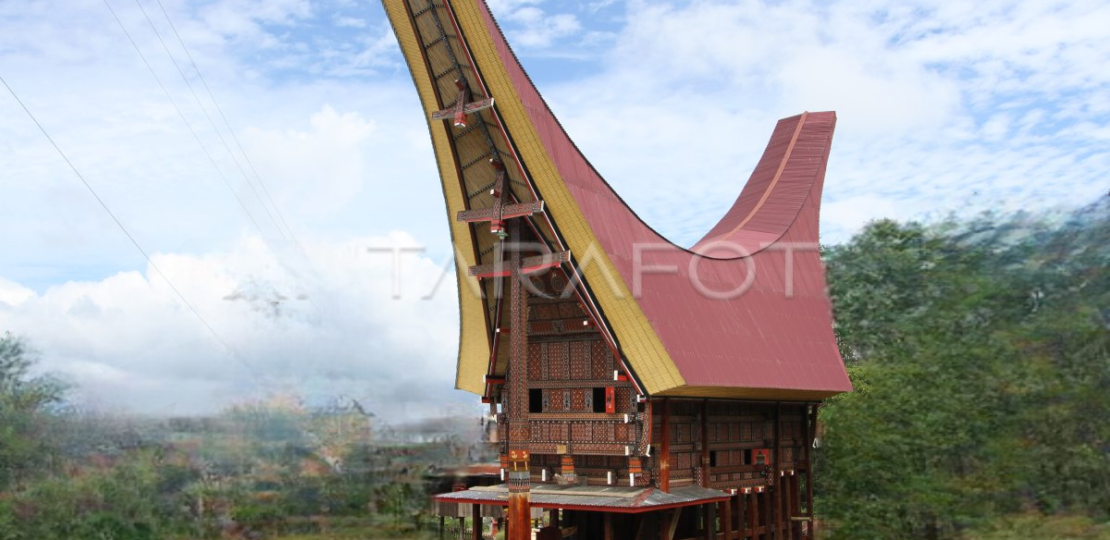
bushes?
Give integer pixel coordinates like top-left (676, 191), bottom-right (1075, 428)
top-left (0, 453), bottom-right (195, 540)
top-left (818, 211), bottom-right (1110, 539)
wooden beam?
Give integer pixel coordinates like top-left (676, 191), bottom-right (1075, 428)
top-left (773, 403), bottom-right (783, 540)
top-left (733, 491), bottom-right (744, 540)
top-left (701, 399), bottom-right (710, 488)
top-left (469, 250), bottom-right (569, 279)
top-left (661, 508), bottom-right (681, 540)
top-left (661, 398), bottom-right (671, 493)
top-left (790, 470), bottom-right (802, 540)
top-left (472, 504), bottom-right (482, 540)
top-left (762, 491), bottom-right (772, 540)
top-left (806, 404), bottom-right (818, 540)
top-left (747, 494), bottom-right (758, 540)
top-left (706, 502), bottom-right (717, 540)
top-left (722, 497), bottom-right (733, 540)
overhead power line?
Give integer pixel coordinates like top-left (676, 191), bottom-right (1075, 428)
top-left (152, 0), bottom-right (300, 244)
top-left (133, 0), bottom-right (287, 241)
top-left (101, 0), bottom-right (268, 237)
top-left (0, 73), bottom-right (266, 389)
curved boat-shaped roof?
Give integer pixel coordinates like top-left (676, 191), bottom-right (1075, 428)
top-left (383, 0), bottom-right (851, 400)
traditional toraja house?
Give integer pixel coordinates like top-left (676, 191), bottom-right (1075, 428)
top-left (380, 1), bottom-right (852, 538)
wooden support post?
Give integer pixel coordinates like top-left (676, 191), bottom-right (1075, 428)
top-left (439, 515), bottom-right (445, 540)
top-left (503, 221), bottom-right (532, 540)
top-left (457, 517), bottom-right (465, 540)
top-left (472, 504), bottom-right (482, 540)
top-left (784, 478), bottom-right (794, 540)
top-left (660, 397), bottom-right (671, 493)
top-left (722, 497), bottom-right (733, 540)
top-left (701, 399), bottom-right (711, 488)
top-left (604, 513), bottom-right (614, 540)
top-left (734, 492), bottom-right (744, 540)
top-left (773, 403), bottom-right (783, 540)
top-left (747, 494), bottom-right (758, 540)
top-left (806, 404), bottom-right (818, 540)
top-left (661, 508), bottom-right (681, 540)
top-left (790, 472), bottom-right (802, 540)
top-left (705, 502), bottom-right (717, 540)
top-left (762, 491), bottom-right (772, 540)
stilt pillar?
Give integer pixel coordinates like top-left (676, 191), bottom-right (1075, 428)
top-left (722, 496), bottom-right (733, 540)
top-left (472, 503), bottom-right (482, 540)
top-left (507, 449), bottom-right (531, 540)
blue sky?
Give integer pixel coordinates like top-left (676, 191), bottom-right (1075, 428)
top-left (0, 0), bottom-right (1106, 419)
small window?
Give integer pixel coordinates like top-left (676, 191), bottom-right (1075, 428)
top-left (743, 449), bottom-right (752, 465)
top-left (709, 451), bottom-right (718, 467)
top-left (529, 389), bottom-right (543, 413)
top-left (592, 388), bottom-right (606, 413)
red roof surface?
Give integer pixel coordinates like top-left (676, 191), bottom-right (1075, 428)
top-left (474, 2), bottom-right (851, 396)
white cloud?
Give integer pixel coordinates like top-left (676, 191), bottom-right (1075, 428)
top-left (0, 233), bottom-right (470, 421)
top-left (539, 0), bottom-right (1108, 246)
top-left (486, 0), bottom-right (582, 49)
top-left (333, 15), bottom-right (366, 28)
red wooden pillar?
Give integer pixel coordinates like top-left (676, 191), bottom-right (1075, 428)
top-left (506, 448), bottom-right (531, 540)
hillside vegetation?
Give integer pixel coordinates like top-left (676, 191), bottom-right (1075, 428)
top-left (818, 201), bottom-right (1110, 539)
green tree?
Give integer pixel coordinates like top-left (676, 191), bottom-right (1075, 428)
top-left (817, 209), bottom-right (1110, 539)
top-left (0, 334), bottom-right (67, 489)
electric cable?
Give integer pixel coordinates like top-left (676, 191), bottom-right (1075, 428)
top-left (0, 73), bottom-right (267, 389)
top-left (102, 0), bottom-right (268, 238)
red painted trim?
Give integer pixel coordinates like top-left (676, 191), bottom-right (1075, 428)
top-left (431, 494), bottom-right (732, 515)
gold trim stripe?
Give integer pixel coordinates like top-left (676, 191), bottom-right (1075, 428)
top-left (383, 1), bottom-right (488, 394)
top-left (446, 1), bottom-right (685, 394)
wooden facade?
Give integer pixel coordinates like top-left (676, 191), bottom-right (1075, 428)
top-left (380, 0), bottom-right (851, 537)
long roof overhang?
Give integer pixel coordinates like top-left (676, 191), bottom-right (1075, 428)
top-left (382, 0), bottom-right (852, 400)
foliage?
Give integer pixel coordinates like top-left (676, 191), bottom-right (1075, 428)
top-left (0, 451), bottom-right (195, 540)
top-left (0, 334), bottom-right (67, 489)
top-left (818, 205), bottom-right (1110, 540)
top-left (964, 514), bottom-right (1110, 540)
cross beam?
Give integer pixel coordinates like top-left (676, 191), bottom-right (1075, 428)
top-left (468, 251), bottom-right (570, 279)
top-left (430, 78), bottom-right (494, 128)
top-left (456, 159), bottom-right (543, 236)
